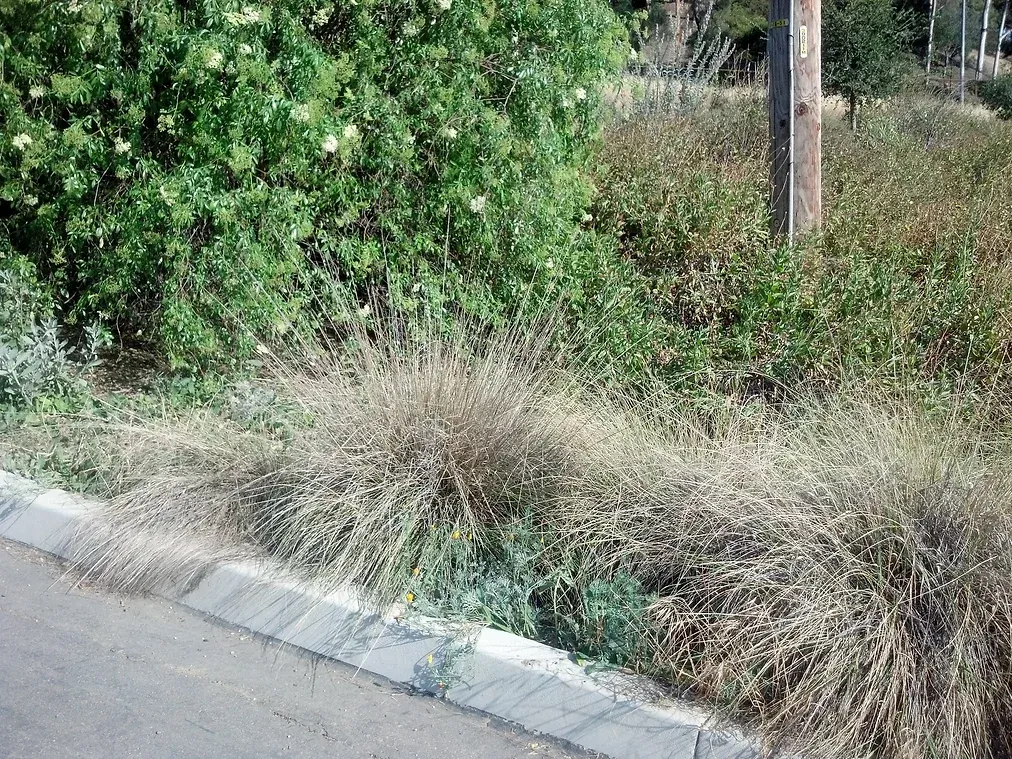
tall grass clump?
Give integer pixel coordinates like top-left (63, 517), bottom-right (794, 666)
top-left (59, 315), bottom-right (1012, 759)
top-left (66, 321), bottom-right (626, 602)
top-left (571, 398), bottom-right (1012, 758)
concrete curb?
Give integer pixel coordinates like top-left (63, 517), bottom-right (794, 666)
top-left (0, 472), bottom-right (758, 759)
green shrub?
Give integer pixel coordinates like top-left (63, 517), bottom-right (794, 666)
top-left (0, 257), bottom-right (51, 338)
top-left (1, 0), bottom-right (628, 369)
top-left (980, 76), bottom-right (1012, 119)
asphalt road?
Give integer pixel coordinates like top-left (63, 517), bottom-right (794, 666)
top-left (0, 540), bottom-right (590, 759)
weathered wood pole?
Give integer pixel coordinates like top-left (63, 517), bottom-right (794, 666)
top-left (769, 0), bottom-right (794, 239)
top-left (793, 0), bottom-right (821, 234)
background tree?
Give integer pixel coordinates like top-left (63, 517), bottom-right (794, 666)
top-left (711, 0), bottom-right (768, 58)
top-left (824, 0), bottom-right (916, 130)
top-left (995, 0), bottom-right (1010, 76)
top-left (977, 0), bottom-right (993, 80)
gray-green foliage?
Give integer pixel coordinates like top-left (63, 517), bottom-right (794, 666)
top-left (0, 268), bottom-right (108, 409)
top-left (559, 572), bottom-right (653, 667)
top-left (632, 0), bottom-right (734, 115)
top-left (410, 525), bottom-right (557, 640)
top-left (410, 524), bottom-right (652, 668)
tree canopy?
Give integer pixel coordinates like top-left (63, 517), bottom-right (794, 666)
top-left (823, 0), bottom-right (916, 126)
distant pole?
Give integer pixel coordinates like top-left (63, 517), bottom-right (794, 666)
top-left (927, 0), bottom-right (938, 82)
top-left (793, 0), bottom-right (821, 235)
top-left (960, 0), bottom-right (968, 101)
top-left (769, 0), bottom-right (794, 240)
top-left (995, 0), bottom-right (1010, 78)
top-left (978, 0), bottom-right (993, 80)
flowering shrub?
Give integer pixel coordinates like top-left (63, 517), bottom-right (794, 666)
top-left (1, 0), bottom-right (628, 368)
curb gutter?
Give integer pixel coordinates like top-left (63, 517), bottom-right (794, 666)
top-left (0, 471), bottom-right (758, 759)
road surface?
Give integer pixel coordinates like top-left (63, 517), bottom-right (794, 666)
top-left (0, 540), bottom-right (592, 759)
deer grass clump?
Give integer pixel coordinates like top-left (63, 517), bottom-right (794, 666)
top-left (67, 324), bottom-right (629, 602)
top-left (568, 398), bottom-right (1012, 758)
top-left (60, 323), bottom-right (1012, 759)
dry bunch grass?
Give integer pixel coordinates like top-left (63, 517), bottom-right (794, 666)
top-left (69, 323), bottom-right (626, 597)
top-left (63, 323), bottom-right (1012, 759)
top-left (569, 401), bottom-right (1012, 758)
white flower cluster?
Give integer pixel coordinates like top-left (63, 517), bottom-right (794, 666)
top-left (322, 125), bottom-right (361, 155)
top-left (159, 185), bottom-right (176, 207)
top-left (292, 103), bottom-right (311, 123)
top-left (225, 6), bottom-right (262, 25)
top-left (29, 85), bottom-right (46, 99)
top-left (205, 48), bottom-right (224, 70)
top-left (575, 87), bottom-right (587, 101)
top-left (12, 133), bottom-right (32, 150)
top-left (114, 138), bottom-right (131, 155)
top-left (444, 126), bottom-right (458, 139)
top-left (312, 6), bottom-right (333, 26)
top-left (469, 195), bottom-right (487, 213)
top-left (436, 0), bottom-right (452, 9)
top-left (239, 43), bottom-right (253, 55)
top-left (23, 195), bottom-right (39, 207)
top-left (67, 0), bottom-right (82, 11)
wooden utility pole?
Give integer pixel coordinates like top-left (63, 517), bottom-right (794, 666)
top-left (793, 0), bottom-right (821, 235)
top-left (768, 0), bottom-right (821, 241)
top-left (978, 0), bottom-right (994, 80)
top-left (927, 0), bottom-right (938, 81)
top-left (995, 0), bottom-right (1010, 78)
top-left (960, 0), bottom-right (968, 101)
top-left (769, 0), bottom-right (794, 239)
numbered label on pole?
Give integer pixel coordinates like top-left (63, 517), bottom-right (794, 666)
top-left (799, 25), bottom-right (808, 58)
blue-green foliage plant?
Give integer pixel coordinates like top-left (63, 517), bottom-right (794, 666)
top-left (0, 263), bottom-right (110, 409)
